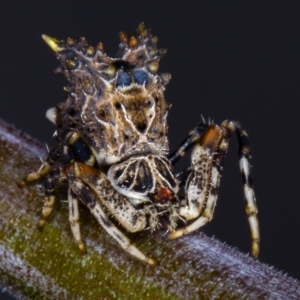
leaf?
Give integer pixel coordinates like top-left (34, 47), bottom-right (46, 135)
top-left (0, 118), bottom-right (299, 299)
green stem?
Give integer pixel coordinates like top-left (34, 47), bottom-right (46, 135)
top-left (0, 118), bottom-right (299, 299)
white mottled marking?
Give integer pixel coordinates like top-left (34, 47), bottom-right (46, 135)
top-left (46, 107), bottom-right (57, 124)
top-left (239, 156), bottom-right (250, 177)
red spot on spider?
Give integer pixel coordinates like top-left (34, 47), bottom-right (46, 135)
top-left (154, 187), bottom-right (174, 203)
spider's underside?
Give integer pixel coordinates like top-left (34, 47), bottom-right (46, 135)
top-left (22, 24), bottom-right (259, 266)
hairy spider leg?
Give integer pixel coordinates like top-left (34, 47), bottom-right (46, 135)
top-left (168, 122), bottom-right (209, 165)
top-left (68, 163), bottom-right (148, 232)
top-left (168, 123), bottom-right (223, 229)
top-left (23, 130), bottom-right (97, 230)
top-left (38, 168), bottom-right (62, 228)
top-left (20, 146), bottom-right (60, 185)
top-left (223, 120), bottom-right (260, 258)
top-left (20, 146), bottom-right (64, 229)
top-left (68, 188), bottom-right (86, 253)
top-left (168, 121), bottom-right (259, 259)
top-left (65, 162), bottom-right (155, 266)
top-left (168, 122), bottom-right (209, 191)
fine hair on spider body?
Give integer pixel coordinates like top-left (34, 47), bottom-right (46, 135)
top-left (22, 23), bottom-right (259, 265)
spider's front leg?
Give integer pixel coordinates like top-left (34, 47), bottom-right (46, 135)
top-left (65, 162), bottom-right (156, 266)
top-left (168, 121), bottom-right (260, 258)
top-left (168, 121), bottom-right (208, 165)
top-left (168, 124), bottom-right (224, 234)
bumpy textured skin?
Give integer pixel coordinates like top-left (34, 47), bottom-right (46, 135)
top-left (54, 24), bottom-right (171, 166)
top-left (23, 24), bottom-right (259, 265)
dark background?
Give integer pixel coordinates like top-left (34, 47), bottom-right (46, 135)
top-left (1, 1), bottom-right (300, 298)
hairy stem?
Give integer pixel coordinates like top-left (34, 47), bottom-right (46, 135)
top-left (0, 118), bottom-right (299, 300)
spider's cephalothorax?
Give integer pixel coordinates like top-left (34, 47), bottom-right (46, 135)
top-left (22, 23), bottom-right (259, 266)
top-left (46, 23), bottom-right (171, 166)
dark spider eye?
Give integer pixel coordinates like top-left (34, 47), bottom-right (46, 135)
top-left (116, 72), bottom-right (132, 87)
top-left (72, 138), bottom-right (93, 163)
top-left (133, 70), bottom-right (148, 85)
top-left (112, 60), bottom-right (135, 70)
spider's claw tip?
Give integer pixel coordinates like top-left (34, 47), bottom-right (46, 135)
top-left (78, 242), bottom-right (87, 254)
top-left (37, 220), bottom-right (46, 230)
top-left (167, 230), bottom-right (182, 240)
top-left (147, 257), bottom-right (157, 266)
top-left (251, 240), bottom-right (260, 259)
top-left (19, 180), bottom-right (26, 187)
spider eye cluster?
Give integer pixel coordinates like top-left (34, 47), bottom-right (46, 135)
top-left (133, 70), bottom-right (149, 85)
top-left (116, 72), bottom-right (132, 87)
top-left (116, 69), bottom-right (149, 88)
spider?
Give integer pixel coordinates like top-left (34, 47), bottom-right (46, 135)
top-left (22, 23), bottom-right (259, 266)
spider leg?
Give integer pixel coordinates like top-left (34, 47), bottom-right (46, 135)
top-left (221, 120), bottom-right (259, 258)
top-left (143, 204), bottom-right (162, 232)
top-left (20, 146), bottom-right (60, 185)
top-left (65, 163), bottom-right (155, 266)
top-left (169, 122), bottom-right (209, 191)
top-left (168, 122), bottom-right (208, 165)
top-left (168, 121), bottom-right (259, 258)
top-left (25, 130), bottom-right (96, 230)
top-left (69, 163), bottom-right (147, 232)
top-left (68, 188), bottom-right (86, 253)
top-left (168, 124), bottom-right (224, 240)
top-left (38, 168), bottom-right (62, 228)
top-left (36, 132), bottom-right (84, 229)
